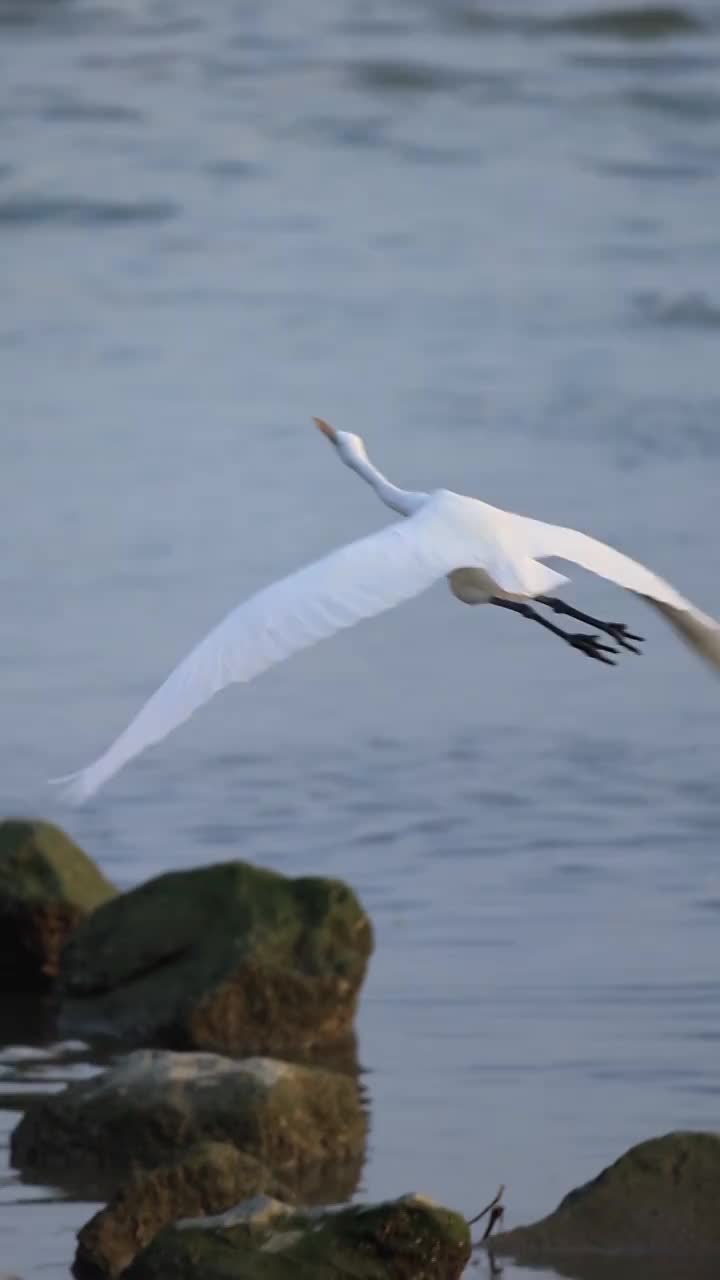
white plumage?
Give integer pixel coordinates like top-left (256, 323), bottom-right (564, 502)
top-left (53, 420), bottom-right (719, 803)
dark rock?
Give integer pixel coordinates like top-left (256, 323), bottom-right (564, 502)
top-left (12, 1049), bottom-right (366, 1202)
top-left (492, 1130), bottom-right (720, 1265)
top-left (74, 1141), bottom-right (292, 1279)
top-left (58, 860), bottom-right (372, 1060)
top-left (0, 819), bottom-right (116, 990)
top-left (123, 1191), bottom-right (471, 1280)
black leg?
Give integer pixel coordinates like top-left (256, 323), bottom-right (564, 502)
top-left (536, 596), bottom-right (643, 653)
top-left (490, 598), bottom-right (618, 666)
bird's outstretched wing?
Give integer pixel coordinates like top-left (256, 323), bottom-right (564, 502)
top-left (52, 491), bottom-right (520, 803)
top-left (516, 513), bottom-right (720, 670)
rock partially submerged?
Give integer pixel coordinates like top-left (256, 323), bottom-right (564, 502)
top-left (58, 860), bottom-right (372, 1059)
top-left (12, 1049), bottom-right (366, 1202)
top-left (123, 1192), bottom-right (471, 1280)
top-left (492, 1131), bottom-right (720, 1265)
top-left (0, 819), bottom-right (116, 990)
top-left (75, 1142), bottom-right (292, 1279)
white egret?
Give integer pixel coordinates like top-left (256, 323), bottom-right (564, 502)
top-left (54, 418), bottom-right (719, 803)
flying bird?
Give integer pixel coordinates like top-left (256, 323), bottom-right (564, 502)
top-left (54, 419), bottom-right (720, 803)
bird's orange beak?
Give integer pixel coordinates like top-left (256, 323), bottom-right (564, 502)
top-left (313, 417), bottom-right (338, 444)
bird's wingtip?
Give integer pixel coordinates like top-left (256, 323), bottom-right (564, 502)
top-left (48, 770), bottom-right (95, 807)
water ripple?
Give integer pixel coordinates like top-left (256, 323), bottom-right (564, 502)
top-left (632, 290), bottom-right (720, 329)
top-left (549, 5), bottom-right (703, 39)
top-left (627, 85), bottom-right (720, 119)
top-left (445, 3), bottom-right (704, 40)
top-left (0, 195), bottom-right (178, 228)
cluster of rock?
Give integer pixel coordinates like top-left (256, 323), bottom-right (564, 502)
top-left (0, 818), bottom-right (373, 1055)
top-left (1, 818), bottom-right (472, 1279)
top-left (10, 1042), bottom-right (473, 1278)
top-left (3, 818), bottom-right (720, 1279)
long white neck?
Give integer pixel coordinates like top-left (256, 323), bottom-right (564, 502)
top-left (344, 451), bottom-right (427, 517)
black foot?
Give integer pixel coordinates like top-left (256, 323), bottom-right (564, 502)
top-left (537, 597), bottom-right (645, 654)
top-left (604, 623), bottom-right (644, 654)
top-left (567, 633), bottom-right (618, 665)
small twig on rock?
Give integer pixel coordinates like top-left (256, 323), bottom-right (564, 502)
top-left (469, 1184), bottom-right (506, 1268)
top-left (481, 1203), bottom-right (504, 1240)
top-left (467, 1184), bottom-right (504, 1228)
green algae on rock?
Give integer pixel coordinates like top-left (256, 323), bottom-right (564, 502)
top-left (0, 818), bottom-right (116, 990)
top-left (74, 1142), bottom-right (293, 1280)
top-left (492, 1131), bottom-right (720, 1263)
top-left (58, 860), bottom-right (372, 1059)
top-left (12, 1049), bottom-right (366, 1203)
top-left (122, 1192), bottom-right (471, 1280)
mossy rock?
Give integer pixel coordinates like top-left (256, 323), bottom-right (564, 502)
top-left (492, 1131), bottom-right (720, 1263)
top-left (58, 860), bottom-right (372, 1059)
top-left (74, 1141), bottom-right (293, 1279)
top-left (123, 1192), bottom-right (471, 1280)
top-left (12, 1049), bottom-right (366, 1203)
top-left (0, 818), bottom-right (116, 990)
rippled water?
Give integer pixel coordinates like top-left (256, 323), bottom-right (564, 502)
top-left (2, 1), bottom-right (720, 1276)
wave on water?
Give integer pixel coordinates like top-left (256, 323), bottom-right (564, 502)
top-left (546, 5), bottom-right (703, 39)
top-left (0, 195), bottom-right (178, 228)
top-left (632, 290), bottom-right (720, 330)
top-left (444, 3), bottom-right (704, 40)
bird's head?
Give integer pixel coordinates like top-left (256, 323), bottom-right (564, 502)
top-left (313, 418), bottom-right (369, 467)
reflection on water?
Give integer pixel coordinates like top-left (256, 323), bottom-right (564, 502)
top-left (2, 0), bottom-right (720, 1276)
top-left (631, 289), bottom-right (720, 328)
top-left (486, 1250), bottom-right (720, 1280)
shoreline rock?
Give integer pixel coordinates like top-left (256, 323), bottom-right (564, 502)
top-left (12, 1049), bottom-right (367, 1202)
top-left (0, 819), bottom-right (116, 990)
top-left (492, 1131), bottom-right (720, 1264)
top-left (58, 860), bottom-right (372, 1061)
